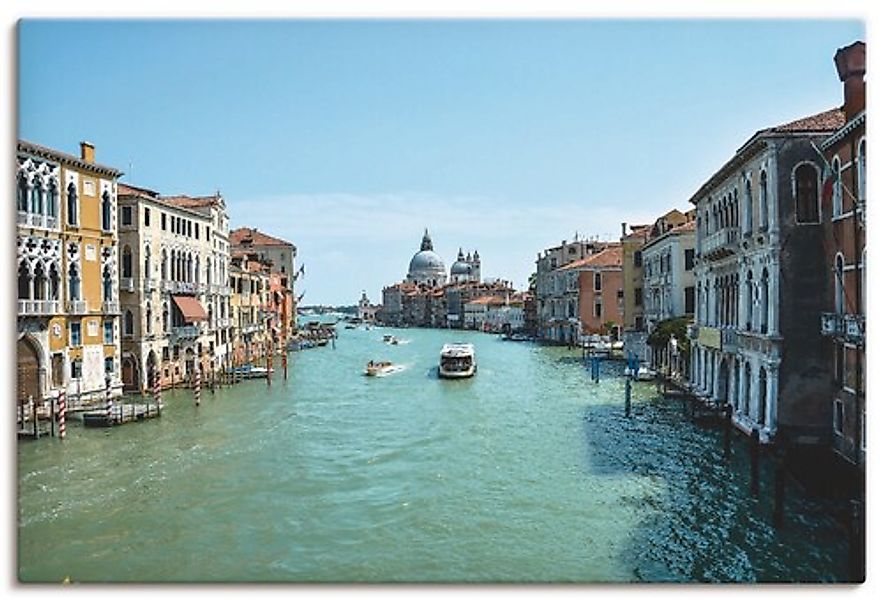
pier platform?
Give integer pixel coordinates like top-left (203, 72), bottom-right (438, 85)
top-left (82, 404), bottom-right (161, 428)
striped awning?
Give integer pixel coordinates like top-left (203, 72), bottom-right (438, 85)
top-left (172, 295), bottom-right (208, 323)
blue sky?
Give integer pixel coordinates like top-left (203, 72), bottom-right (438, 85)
top-left (18, 19), bottom-right (864, 305)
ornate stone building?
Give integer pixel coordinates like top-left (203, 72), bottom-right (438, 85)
top-left (689, 106), bottom-right (845, 445)
top-left (17, 140), bottom-right (123, 407)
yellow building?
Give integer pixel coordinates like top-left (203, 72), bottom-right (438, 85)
top-left (229, 252), bottom-right (272, 366)
top-left (17, 140), bottom-right (123, 410)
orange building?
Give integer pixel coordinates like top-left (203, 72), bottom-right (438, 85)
top-left (561, 245), bottom-right (624, 338)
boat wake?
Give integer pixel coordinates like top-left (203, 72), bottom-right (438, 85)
top-left (374, 364), bottom-right (407, 377)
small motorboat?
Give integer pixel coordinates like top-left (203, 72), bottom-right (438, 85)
top-left (364, 361), bottom-right (396, 376)
top-left (385, 335), bottom-right (400, 345)
top-left (382, 334), bottom-right (393, 342)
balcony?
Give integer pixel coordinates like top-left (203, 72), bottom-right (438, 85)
top-left (721, 327), bottom-right (739, 352)
top-left (176, 281), bottom-right (197, 295)
top-left (161, 280), bottom-right (175, 293)
top-left (103, 301), bottom-right (120, 314)
top-left (66, 300), bottom-right (87, 314)
top-left (169, 325), bottom-right (200, 342)
top-left (120, 277), bottom-right (135, 292)
top-left (17, 212), bottom-right (59, 230)
top-left (143, 278), bottom-right (156, 292)
top-left (17, 299), bottom-right (60, 316)
top-left (821, 312), bottom-right (865, 345)
top-left (700, 226), bottom-right (740, 261)
top-left (197, 283), bottom-right (208, 295)
top-left (241, 323), bottom-right (263, 334)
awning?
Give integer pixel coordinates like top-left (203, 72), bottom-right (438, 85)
top-left (172, 295), bottom-right (208, 323)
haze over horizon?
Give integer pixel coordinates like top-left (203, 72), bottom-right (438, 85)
top-left (18, 19), bottom-right (864, 305)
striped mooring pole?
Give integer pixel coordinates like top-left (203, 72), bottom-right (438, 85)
top-left (153, 370), bottom-right (163, 414)
top-left (282, 343), bottom-right (288, 380)
top-left (105, 377), bottom-right (114, 424)
top-left (58, 390), bottom-right (66, 440)
top-left (266, 343), bottom-right (272, 387)
top-left (194, 364), bottom-right (202, 406)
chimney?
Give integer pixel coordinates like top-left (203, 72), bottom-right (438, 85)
top-left (80, 141), bottom-right (95, 163)
top-left (621, 222), bottom-right (627, 238)
top-left (834, 41), bottom-right (866, 121)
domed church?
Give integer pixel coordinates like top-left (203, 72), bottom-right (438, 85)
top-left (450, 248), bottom-right (481, 284)
top-left (407, 229), bottom-right (448, 287)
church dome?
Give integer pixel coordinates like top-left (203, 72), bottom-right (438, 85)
top-left (410, 250), bottom-right (446, 273)
top-left (450, 260), bottom-right (471, 276)
top-left (407, 229), bottom-right (447, 285)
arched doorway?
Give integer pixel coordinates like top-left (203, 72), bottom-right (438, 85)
top-left (122, 355), bottom-right (139, 391)
top-left (17, 336), bottom-right (41, 406)
top-left (146, 350), bottom-right (158, 390)
top-left (184, 348), bottom-right (195, 382)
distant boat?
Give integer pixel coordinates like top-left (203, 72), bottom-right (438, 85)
top-left (439, 343), bottom-right (476, 379)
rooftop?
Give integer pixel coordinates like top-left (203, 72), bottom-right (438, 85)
top-left (231, 227), bottom-right (295, 248)
top-left (557, 245), bottom-right (623, 271)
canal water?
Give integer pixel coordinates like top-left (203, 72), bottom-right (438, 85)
top-left (18, 326), bottom-right (849, 583)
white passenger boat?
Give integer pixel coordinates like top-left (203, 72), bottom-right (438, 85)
top-left (438, 343), bottom-right (477, 379)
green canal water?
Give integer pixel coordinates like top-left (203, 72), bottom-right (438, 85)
top-left (18, 326), bottom-right (849, 582)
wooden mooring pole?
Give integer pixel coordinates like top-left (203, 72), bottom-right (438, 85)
top-left (50, 394), bottom-right (56, 438)
top-left (723, 404), bottom-right (732, 458)
top-left (773, 449), bottom-right (786, 528)
top-left (625, 377), bottom-right (632, 418)
top-left (848, 497), bottom-right (866, 582)
top-left (750, 427), bottom-right (760, 497)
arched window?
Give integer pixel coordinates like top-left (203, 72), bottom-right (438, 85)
top-left (124, 310), bottom-right (135, 336)
top-left (101, 191), bottom-right (112, 231)
top-left (795, 163), bottom-right (820, 223)
top-left (67, 182), bottom-right (78, 226)
top-left (744, 362), bottom-right (752, 418)
top-left (68, 264), bottom-right (81, 301)
top-left (47, 180), bottom-right (57, 218)
top-left (144, 245), bottom-right (151, 280)
top-left (103, 265), bottom-right (113, 301)
top-left (195, 257), bottom-right (200, 285)
top-left (831, 156), bottom-right (842, 217)
top-left (18, 262), bottom-right (30, 300)
top-left (760, 268), bottom-right (769, 334)
top-left (704, 209), bottom-right (710, 236)
top-left (745, 271), bottom-right (753, 331)
top-left (733, 189), bottom-right (739, 229)
top-left (122, 245), bottom-right (133, 278)
top-left (49, 263), bottom-right (59, 300)
top-left (759, 170), bottom-right (769, 229)
top-left (162, 302), bottom-right (170, 332)
top-left (743, 179), bottom-right (753, 234)
top-left (835, 253), bottom-right (845, 314)
top-left (146, 303), bottom-right (153, 335)
top-left (31, 180), bottom-right (44, 215)
top-left (206, 257), bottom-right (212, 285)
top-left (17, 173), bottom-right (28, 212)
top-left (857, 138), bottom-right (866, 202)
top-left (33, 263), bottom-right (46, 300)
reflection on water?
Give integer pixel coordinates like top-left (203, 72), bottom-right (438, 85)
top-left (18, 326), bottom-right (847, 582)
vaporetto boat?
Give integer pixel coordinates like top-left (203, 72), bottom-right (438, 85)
top-left (438, 343), bottom-right (477, 379)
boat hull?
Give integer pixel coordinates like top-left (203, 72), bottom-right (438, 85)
top-left (438, 366), bottom-right (476, 379)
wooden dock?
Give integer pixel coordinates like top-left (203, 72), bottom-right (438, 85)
top-left (82, 404), bottom-right (161, 428)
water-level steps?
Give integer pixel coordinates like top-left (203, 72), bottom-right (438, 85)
top-left (82, 404), bottom-right (161, 428)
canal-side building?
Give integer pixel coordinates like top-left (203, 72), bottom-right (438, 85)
top-left (620, 223), bottom-right (652, 359)
top-left (162, 192), bottom-right (233, 377)
top-left (229, 252), bottom-right (272, 365)
top-left (117, 184), bottom-right (231, 390)
top-left (230, 226), bottom-right (298, 337)
top-left (641, 215), bottom-right (696, 372)
top-left (688, 106), bottom-right (846, 445)
top-left (555, 244), bottom-right (624, 339)
top-left (819, 40), bottom-right (866, 468)
top-left (357, 291), bottom-right (380, 324)
top-left (17, 140), bottom-right (123, 407)
top-left (535, 237), bottom-right (610, 343)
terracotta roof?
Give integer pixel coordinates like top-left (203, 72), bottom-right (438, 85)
top-left (467, 295), bottom-right (506, 306)
top-left (118, 183), bottom-right (159, 198)
top-left (558, 245), bottom-right (623, 270)
top-left (766, 107), bottom-right (846, 133)
top-left (230, 227), bottom-right (294, 248)
top-left (160, 194), bottom-right (222, 208)
top-left (670, 221), bottom-right (696, 234)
